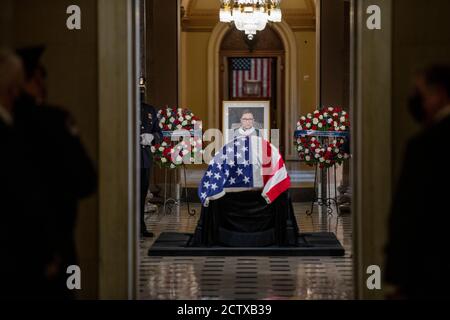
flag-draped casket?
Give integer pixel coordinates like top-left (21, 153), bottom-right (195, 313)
top-left (194, 136), bottom-right (298, 247)
top-left (198, 136), bottom-right (291, 207)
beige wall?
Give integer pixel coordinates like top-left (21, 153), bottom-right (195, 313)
top-left (320, 0), bottom-right (349, 108)
top-left (147, 0), bottom-right (179, 107)
top-left (181, 31), bottom-right (210, 124)
top-left (181, 28), bottom-right (317, 130)
top-left (9, 0), bottom-right (99, 299)
top-left (295, 31), bottom-right (317, 115)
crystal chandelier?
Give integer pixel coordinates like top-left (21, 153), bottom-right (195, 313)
top-left (219, 0), bottom-right (282, 40)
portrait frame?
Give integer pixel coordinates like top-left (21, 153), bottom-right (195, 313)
top-left (222, 101), bottom-right (270, 144)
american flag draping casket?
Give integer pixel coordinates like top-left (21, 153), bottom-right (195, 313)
top-left (198, 136), bottom-right (291, 207)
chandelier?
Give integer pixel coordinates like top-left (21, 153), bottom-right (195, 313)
top-left (219, 0), bottom-right (282, 40)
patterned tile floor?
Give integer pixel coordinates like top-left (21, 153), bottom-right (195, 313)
top-left (139, 202), bottom-right (353, 300)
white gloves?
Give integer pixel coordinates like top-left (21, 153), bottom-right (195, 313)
top-left (140, 133), bottom-right (154, 146)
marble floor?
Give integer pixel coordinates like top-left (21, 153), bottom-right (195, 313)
top-left (139, 202), bottom-right (353, 300)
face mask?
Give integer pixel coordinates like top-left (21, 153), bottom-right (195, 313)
top-left (408, 91), bottom-right (426, 124)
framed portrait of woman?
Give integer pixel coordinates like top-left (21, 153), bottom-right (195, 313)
top-left (222, 101), bottom-right (270, 144)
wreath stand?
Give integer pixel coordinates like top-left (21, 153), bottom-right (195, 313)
top-left (160, 129), bottom-right (201, 216)
top-left (162, 164), bottom-right (196, 216)
top-left (308, 163), bottom-right (340, 217)
top-left (295, 130), bottom-right (349, 218)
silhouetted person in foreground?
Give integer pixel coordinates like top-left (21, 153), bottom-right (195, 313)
top-left (0, 49), bottom-right (42, 299)
top-left (1, 48), bottom-right (54, 299)
top-left (385, 65), bottom-right (450, 299)
top-left (13, 46), bottom-right (97, 299)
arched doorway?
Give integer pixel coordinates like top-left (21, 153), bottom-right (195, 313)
top-left (219, 26), bottom-right (286, 156)
top-left (207, 21), bottom-right (299, 160)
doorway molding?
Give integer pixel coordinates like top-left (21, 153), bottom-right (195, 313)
top-left (351, 0), bottom-right (392, 299)
top-left (316, 0), bottom-right (393, 300)
top-left (98, 0), bottom-right (140, 300)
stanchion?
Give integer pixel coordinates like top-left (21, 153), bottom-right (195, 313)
top-left (162, 167), bottom-right (179, 215)
top-left (161, 129), bottom-right (201, 216)
top-left (182, 164), bottom-right (197, 216)
top-left (162, 164), bottom-right (197, 216)
top-left (306, 163), bottom-right (340, 217)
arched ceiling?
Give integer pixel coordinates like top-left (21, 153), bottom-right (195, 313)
top-left (181, 0), bottom-right (316, 32)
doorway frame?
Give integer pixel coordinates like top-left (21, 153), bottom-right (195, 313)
top-left (352, 0), bottom-right (393, 300)
top-left (98, 0), bottom-right (141, 300)
top-left (98, 0), bottom-right (394, 300)
top-left (315, 0), bottom-right (393, 300)
top-left (316, 0), bottom-right (393, 300)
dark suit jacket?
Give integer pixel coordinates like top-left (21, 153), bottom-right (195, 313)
top-left (385, 114), bottom-right (450, 299)
top-left (0, 118), bottom-right (18, 254)
top-left (0, 118), bottom-right (49, 298)
top-left (140, 103), bottom-right (162, 169)
top-left (13, 94), bottom-right (97, 272)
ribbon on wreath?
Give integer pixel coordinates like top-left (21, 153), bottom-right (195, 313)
top-left (294, 130), bottom-right (349, 138)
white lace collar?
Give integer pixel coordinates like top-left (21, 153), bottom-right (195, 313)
top-left (238, 127), bottom-right (255, 136)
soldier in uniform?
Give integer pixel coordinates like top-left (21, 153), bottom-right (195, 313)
top-left (13, 46), bottom-right (97, 299)
top-left (140, 96), bottom-right (162, 238)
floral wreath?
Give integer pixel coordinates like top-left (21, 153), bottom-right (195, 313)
top-left (295, 106), bottom-right (351, 168)
top-left (151, 107), bottom-right (203, 169)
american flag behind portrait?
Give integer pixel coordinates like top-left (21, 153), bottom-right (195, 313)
top-left (230, 57), bottom-right (275, 98)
